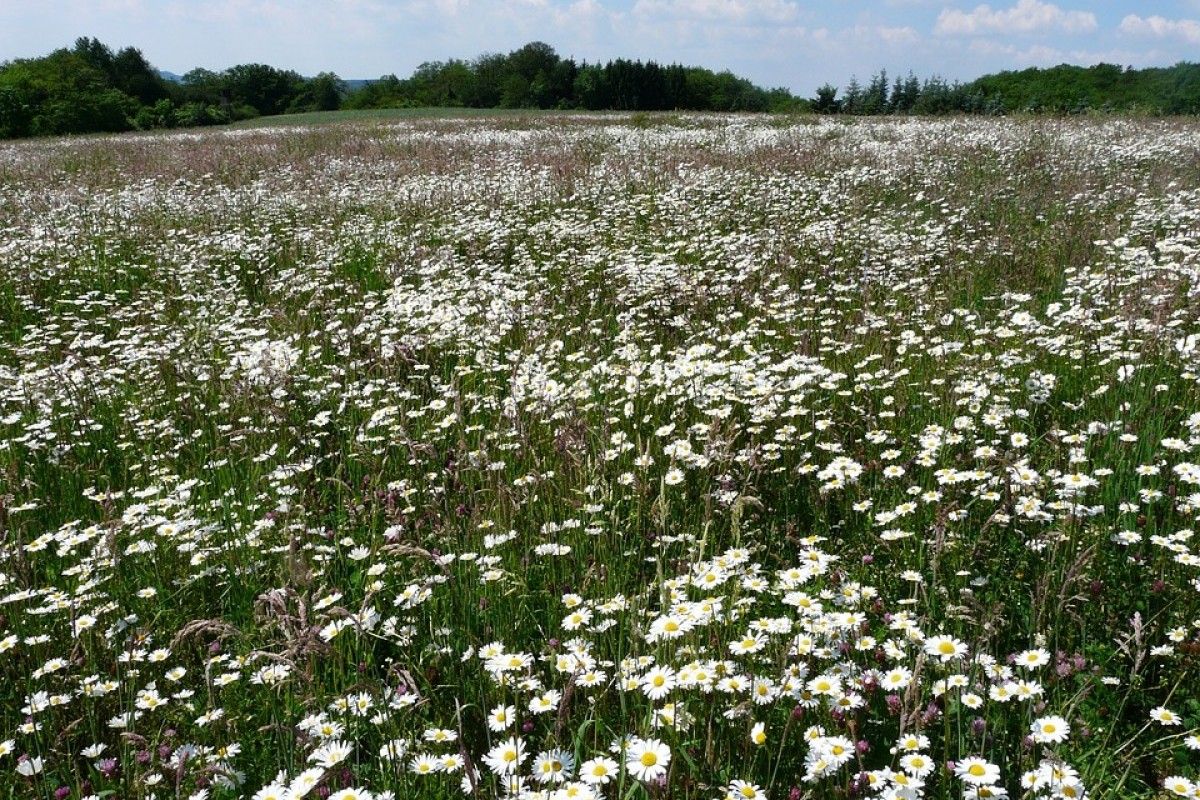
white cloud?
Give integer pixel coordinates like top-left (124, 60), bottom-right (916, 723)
top-left (1119, 14), bottom-right (1200, 44)
top-left (935, 0), bottom-right (1097, 36)
top-left (632, 0), bottom-right (799, 24)
top-left (839, 23), bottom-right (920, 47)
top-left (874, 24), bottom-right (920, 44)
top-left (963, 38), bottom-right (1063, 62)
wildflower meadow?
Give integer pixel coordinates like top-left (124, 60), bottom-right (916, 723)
top-left (2, 113), bottom-right (1200, 800)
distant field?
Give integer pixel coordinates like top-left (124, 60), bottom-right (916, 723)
top-left (2, 114), bottom-right (1200, 800)
top-left (227, 107), bottom-right (599, 128)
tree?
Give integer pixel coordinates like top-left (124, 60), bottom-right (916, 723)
top-left (663, 64), bottom-right (689, 108)
top-left (500, 41), bottom-right (564, 108)
top-left (112, 46), bottom-right (169, 105)
top-left (73, 37), bottom-right (115, 77)
top-left (573, 63), bottom-right (608, 110)
top-left (864, 69), bottom-right (889, 114)
top-left (812, 84), bottom-right (840, 114)
top-left (913, 75), bottom-right (955, 114)
top-left (468, 53), bottom-right (506, 107)
top-left (0, 48), bottom-right (135, 136)
top-left (0, 79), bottom-right (34, 138)
top-left (890, 71), bottom-right (919, 112)
top-left (297, 72), bottom-right (345, 112)
top-left (221, 63), bottom-right (304, 117)
top-left (842, 76), bottom-right (864, 114)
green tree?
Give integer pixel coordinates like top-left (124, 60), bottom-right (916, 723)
top-left (890, 72), bottom-right (919, 112)
top-left (222, 63), bottom-right (304, 117)
top-left (112, 46), bottom-right (169, 105)
top-left (500, 42), bottom-right (567, 108)
top-left (573, 63), bottom-right (608, 110)
top-left (0, 80), bottom-right (33, 138)
top-left (343, 74), bottom-right (406, 109)
top-left (296, 72), bottom-right (346, 111)
top-left (72, 37), bottom-right (115, 77)
top-left (467, 53), bottom-right (507, 107)
top-left (0, 48), bottom-right (135, 136)
top-left (812, 84), bottom-right (840, 114)
top-left (864, 69), bottom-right (889, 114)
top-left (842, 76), bottom-right (864, 114)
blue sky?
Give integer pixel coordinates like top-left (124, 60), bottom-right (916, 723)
top-left (2, 1), bottom-right (1198, 95)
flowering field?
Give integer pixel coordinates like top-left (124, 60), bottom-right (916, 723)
top-left (2, 113), bottom-right (1200, 800)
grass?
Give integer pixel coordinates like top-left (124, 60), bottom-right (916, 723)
top-left (0, 113), bottom-right (1199, 800)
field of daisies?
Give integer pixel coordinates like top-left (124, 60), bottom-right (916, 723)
top-left (2, 113), bottom-right (1200, 800)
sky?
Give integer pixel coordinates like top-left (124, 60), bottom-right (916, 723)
top-left (1, 0), bottom-right (1199, 95)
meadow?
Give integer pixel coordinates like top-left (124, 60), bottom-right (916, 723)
top-left (1, 112), bottom-right (1199, 800)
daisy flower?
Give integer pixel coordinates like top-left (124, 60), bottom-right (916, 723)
top-left (308, 740), bottom-right (352, 768)
top-left (423, 728), bottom-right (457, 744)
top-left (815, 736), bottom-right (856, 767)
top-left (579, 755), bottom-right (618, 785)
top-left (533, 749), bottom-right (575, 784)
top-left (379, 740), bottom-right (408, 760)
top-left (1163, 776), bottom-right (1196, 797)
top-left (923, 634), bottom-right (968, 662)
top-left (648, 614), bottom-right (692, 641)
top-left (483, 737), bottom-right (527, 776)
top-left (488, 704), bottom-right (516, 731)
top-left (289, 767), bottom-right (325, 797)
top-left (553, 782), bottom-right (596, 800)
top-left (1014, 648), bottom-right (1050, 669)
top-left (1151, 706), bottom-right (1183, 726)
top-left (530, 690), bottom-right (562, 714)
top-left (900, 752), bottom-right (934, 778)
top-left (624, 738), bottom-right (671, 782)
top-left (1030, 715), bottom-right (1070, 744)
top-left (409, 753), bottom-right (442, 775)
top-left (328, 790), bottom-right (373, 800)
top-left (891, 771), bottom-right (924, 796)
top-left (955, 757), bottom-right (1000, 786)
top-left (641, 665), bottom-right (678, 700)
top-left (251, 784), bottom-right (294, 800)
top-left (727, 780), bottom-right (766, 799)
top-left (881, 667), bottom-right (912, 690)
top-left (729, 632), bottom-right (767, 655)
top-left (893, 734), bottom-right (929, 752)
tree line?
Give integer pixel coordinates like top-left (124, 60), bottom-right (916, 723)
top-left (816, 62), bottom-right (1200, 116)
top-left (344, 41), bottom-right (796, 112)
top-left (0, 38), bottom-right (796, 138)
top-left (0, 38), bottom-right (346, 138)
top-left (2, 38), bottom-right (1199, 139)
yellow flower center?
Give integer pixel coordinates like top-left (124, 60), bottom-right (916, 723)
top-left (640, 752), bottom-right (658, 767)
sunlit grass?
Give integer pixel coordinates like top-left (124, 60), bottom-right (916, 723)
top-left (1, 114), bottom-right (1199, 800)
